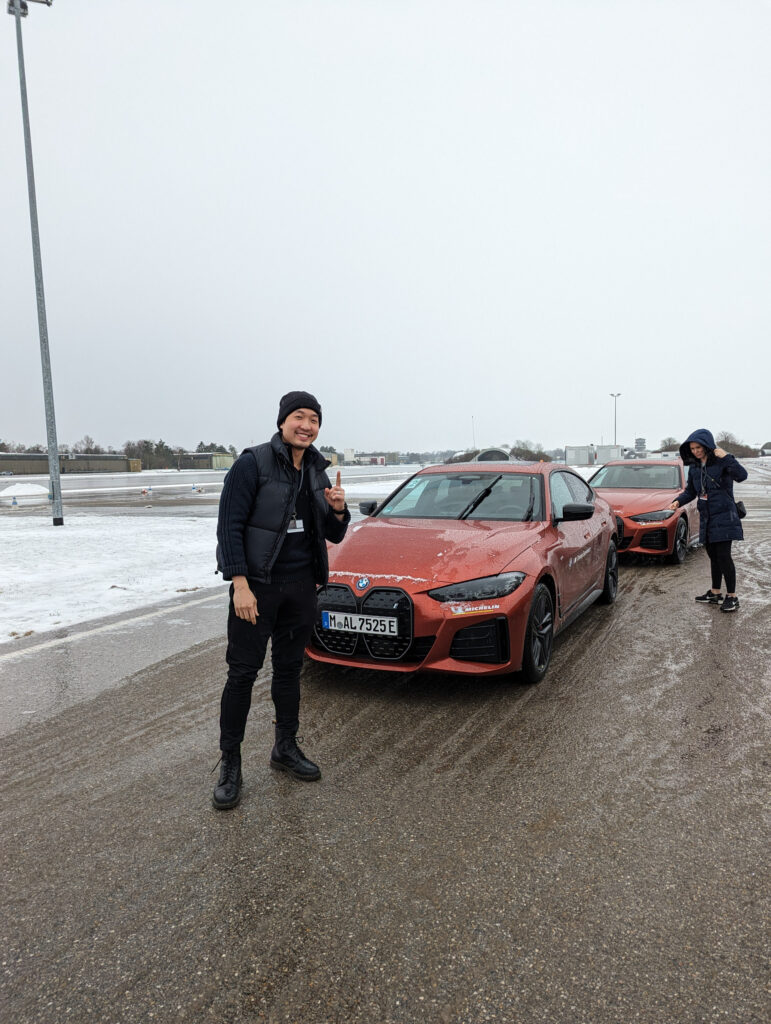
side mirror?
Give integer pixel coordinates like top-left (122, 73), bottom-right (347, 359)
top-left (358, 501), bottom-right (378, 516)
top-left (557, 502), bottom-right (594, 523)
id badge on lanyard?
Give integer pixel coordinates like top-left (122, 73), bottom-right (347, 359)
top-left (287, 514), bottom-right (304, 534)
top-left (288, 463), bottom-right (305, 532)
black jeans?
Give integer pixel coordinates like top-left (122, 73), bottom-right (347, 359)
top-left (219, 577), bottom-right (317, 752)
top-left (705, 540), bottom-right (736, 593)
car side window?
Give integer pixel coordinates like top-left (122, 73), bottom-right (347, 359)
top-left (549, 472), bottom-right (574, 519)
top-left (565, 473), bottom-right (593, 504)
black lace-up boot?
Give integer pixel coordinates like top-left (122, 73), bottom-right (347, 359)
top-left (270, 729), bottom-right (321, 782)
top-left (212, 748), bottom-right (242, 809)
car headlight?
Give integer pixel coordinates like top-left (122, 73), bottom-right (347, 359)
top-left (629, 510), bottom-right (675, 523)
top-left (428, 572), bottom-right (526, 602)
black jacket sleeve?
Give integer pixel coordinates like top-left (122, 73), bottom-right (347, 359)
top-left (675, 466), bottom-right (698, 507)
top-left (216, 453), bottom-right (259, 580)
top-left (719, 453), bottom-right (748, 484)
top-left (323, 503), bottom-right (350, 544)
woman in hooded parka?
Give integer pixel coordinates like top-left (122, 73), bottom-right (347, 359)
top-left (669, 428), bottom-right (748, 613)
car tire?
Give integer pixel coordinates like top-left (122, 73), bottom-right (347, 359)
top-left (599, 540), bottom-right (618, 604)
top-left (521, 583), bottom-right (554, 684)
top-left (666, 518), bottom-right (688, 565)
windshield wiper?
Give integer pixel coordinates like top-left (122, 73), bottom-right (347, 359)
top-left (458, 475), bottom-right (503, 519)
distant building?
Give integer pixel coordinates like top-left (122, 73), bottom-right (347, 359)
top-left (565, 445), bottom-right (596, 466)
top-left (344, 451), bottom-right (391, 466)
top-left (0, 451), bottom-right (234, 474)
top-left (177, 452), bottom-right (234, 470)
top-left (595, 445), bottom-right (623, 463)
top-left (0, 452), bottom-right (140, 475)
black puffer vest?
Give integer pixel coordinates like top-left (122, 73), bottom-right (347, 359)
top-left (219, 433), bottom-right (348, 584)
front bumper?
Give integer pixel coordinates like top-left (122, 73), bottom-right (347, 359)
top-left (307, 579), bottom-right (534, 676)
top-left (616, 517), bottom-right (676, 555)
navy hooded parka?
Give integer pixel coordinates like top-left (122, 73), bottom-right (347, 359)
top-left (674, 428), bottom-right (747, 544)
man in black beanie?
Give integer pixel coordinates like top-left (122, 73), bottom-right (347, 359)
top-left (212, 390), bottom-right (349, 809)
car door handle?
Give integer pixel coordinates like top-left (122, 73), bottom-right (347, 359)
top-left (584, 532), bottom-right (591, 539)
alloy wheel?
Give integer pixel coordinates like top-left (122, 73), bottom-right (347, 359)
top-left (530, 590), bottom-right (554, 671)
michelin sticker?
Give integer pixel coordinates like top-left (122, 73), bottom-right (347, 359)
top-left (448, 602), bottom-right (501, 616)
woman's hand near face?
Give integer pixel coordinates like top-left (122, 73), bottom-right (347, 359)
top-left (714, 447), bottom-right (727, 458)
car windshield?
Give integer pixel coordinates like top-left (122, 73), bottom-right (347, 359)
top-left (590, 464), bottom-right (681, 489)
top-left (377, 473), bottom-right (544, 521)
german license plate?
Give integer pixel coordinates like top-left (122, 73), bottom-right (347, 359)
top-left (321, 611), bottom-right (399, 636)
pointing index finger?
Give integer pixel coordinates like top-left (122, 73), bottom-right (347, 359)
top-left (336, 471), bottom-right (342, 487)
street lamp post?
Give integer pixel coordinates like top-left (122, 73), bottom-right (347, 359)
top-left (8, 0), bottom-right (63, 526)
top-left (609, 393), bottom-right (621, 446)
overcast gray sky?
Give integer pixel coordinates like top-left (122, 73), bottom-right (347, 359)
top-left (2, 1), bottom-right (769, 454)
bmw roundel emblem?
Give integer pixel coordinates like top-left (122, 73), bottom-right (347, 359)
top-left (356, 577), bottom-right (370, 591)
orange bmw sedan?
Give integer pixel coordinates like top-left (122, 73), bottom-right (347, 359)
top-left (588, 459), bottom-right (699, 564)
top-left (307, 462), bottom-right (619, 684)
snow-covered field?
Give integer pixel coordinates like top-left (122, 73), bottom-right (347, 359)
top-left (0, 474), bottom-right (415, 643)
top-left (0, 514), bottom-right (224, 641)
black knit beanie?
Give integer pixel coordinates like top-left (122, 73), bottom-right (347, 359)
top-left (277, 390), bottom-right (322, 428)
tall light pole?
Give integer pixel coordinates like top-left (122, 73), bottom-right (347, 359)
top-left (609, 393), bottom-right (621, 446)
top-left (8, 0), bottom-right (63, 525)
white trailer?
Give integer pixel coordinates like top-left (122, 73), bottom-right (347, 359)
top-left (596, 445), bottom-right (623, 463)
top-left (565, 445), bottom-right (595, 466)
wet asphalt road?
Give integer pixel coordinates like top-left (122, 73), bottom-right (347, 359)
top-left (1, 484), bottom-right (770, 1023)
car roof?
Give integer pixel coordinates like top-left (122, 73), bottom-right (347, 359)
top-left (599, 458), bottom-right (682, 467)
top-left (427, 461), bottom-right (547, 475)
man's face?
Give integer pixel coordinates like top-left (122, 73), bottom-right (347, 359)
top-left (690, 442), bottom-right (706, 460)
top-left (281, 408), bottom-right (320, 449)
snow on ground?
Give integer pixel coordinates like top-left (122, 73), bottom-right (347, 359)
top-left (0, 514), bottom-right (224, 643)
top-left (0, 483), bottom-right (50, 500)
top-left (0, 478), bottom-right (411, 643)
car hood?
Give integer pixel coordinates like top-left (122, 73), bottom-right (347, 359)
top-left (327, 517), bottom-right (544, 590)
top-left (594, 488), bottom-right (678, 516)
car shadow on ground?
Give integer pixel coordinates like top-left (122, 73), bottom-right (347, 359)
top-left (618, 548), bottom-right (699, 570)
top-left (302, 656), bottom-right (540, 710)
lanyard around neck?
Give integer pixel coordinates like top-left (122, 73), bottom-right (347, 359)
top-left (292, 459), bottom-right (305, 513)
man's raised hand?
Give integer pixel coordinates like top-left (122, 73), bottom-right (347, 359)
top-left (325, 470), bottom-right (346, 512)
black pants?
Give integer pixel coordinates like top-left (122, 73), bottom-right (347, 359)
top-left (219, 577), bottom-right (317, 752)
top-left (705, 540), bottom-right (736, 593)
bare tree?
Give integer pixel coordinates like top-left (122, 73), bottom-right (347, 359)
top-left (716, 431), bottom-right (755, 458)
top-left (716, 431), bottom-right (739, 446)
top-left (72, 435), bottom-right (104, 455)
